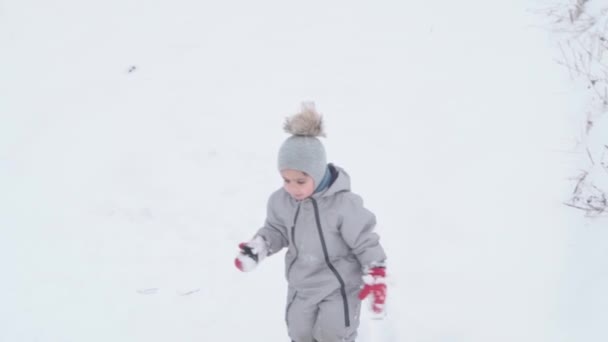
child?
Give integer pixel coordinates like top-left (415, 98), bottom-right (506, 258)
top-left (234, 103), bottom-right (387, 342)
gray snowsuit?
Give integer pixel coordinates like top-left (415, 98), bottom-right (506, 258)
top-left (256, 164), bottom-right (386, 342)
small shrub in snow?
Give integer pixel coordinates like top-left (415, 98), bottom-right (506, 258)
top-left (542, 0), bottom-right (608, 216)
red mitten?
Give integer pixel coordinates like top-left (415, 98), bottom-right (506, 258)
top-left (358, 267), bottom-right (387, 316)
top-left (234, 236), bottom-right (268, 272)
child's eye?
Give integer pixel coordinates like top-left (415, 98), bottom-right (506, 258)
top-left (297, 180), bottom-right (306, 185)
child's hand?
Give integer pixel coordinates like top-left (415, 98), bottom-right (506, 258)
top-left (234, 236), bottom-right (268, 272)
top-left (358, 267), bottom-right (387, 316)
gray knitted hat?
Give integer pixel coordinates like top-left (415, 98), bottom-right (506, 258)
top-left (277, 102), bottom-right (327, 188)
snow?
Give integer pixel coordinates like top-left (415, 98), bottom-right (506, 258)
top-left (1, 0), bottom-right (607, 341)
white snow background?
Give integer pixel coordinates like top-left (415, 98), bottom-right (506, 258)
top-left (1, 0), bottom-right (607, 341)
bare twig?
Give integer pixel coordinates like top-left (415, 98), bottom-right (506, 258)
top-left (564, 202), bottom-right (591, 210)
top-left (570, 0), bottom-right (589, 23)
top-left (572, 170), bottom-right (588, 195)
top-left (587, 147), bottom-right (596, 165)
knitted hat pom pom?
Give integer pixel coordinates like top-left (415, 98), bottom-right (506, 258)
top-left (283, 102), bottom-right (326, 138)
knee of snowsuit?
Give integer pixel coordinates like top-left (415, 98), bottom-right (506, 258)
top-left (285, 286), bottom-right (361, 342)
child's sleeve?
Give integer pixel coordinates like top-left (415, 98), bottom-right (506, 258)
top-left (339, 193), bottom-right (387, 267)
top-left (254, 193), bottom-right (289, 256)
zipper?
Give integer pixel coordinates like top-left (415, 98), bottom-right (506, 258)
top-left (311, 198), bottom-right (350, 328)
top-left (286, 204), bottom-right (301, 278)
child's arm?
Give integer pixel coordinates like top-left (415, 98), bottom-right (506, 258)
top-left (338, 193), bottom-right (387, 268)
top-left (338, 193), bottom-right (388, 315)
top-left (254, 194), bottom-right (289, 256)
top-left (235, 193), bottom-right (289, 272)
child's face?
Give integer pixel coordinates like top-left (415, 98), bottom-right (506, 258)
top-left (280, 169), bottom-right (315, 201)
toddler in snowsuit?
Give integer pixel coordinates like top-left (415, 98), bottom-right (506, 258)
top-left (235, 103), bottom-right (387, 342)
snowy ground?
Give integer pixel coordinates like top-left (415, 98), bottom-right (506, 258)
top-left (1, 1), bottom-right (607, 341)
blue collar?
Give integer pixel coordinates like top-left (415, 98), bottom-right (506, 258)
top-left (314, 166), bottom-right (332, 193)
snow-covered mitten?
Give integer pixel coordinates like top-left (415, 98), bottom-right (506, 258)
top-left (358, 267), bottom-right (387, 316)
top-left (234, 236), bottom-right (268, 272)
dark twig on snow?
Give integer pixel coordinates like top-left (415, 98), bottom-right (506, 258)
top-left (587, 147), bottom-right (595, 165)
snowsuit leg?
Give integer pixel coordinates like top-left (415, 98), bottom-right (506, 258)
top-left (286, 286), bottom-right (361, 342)
top-left (313, 286), bottom-right (361, 342)
top-left (286, 289), bottom-right (317, 342)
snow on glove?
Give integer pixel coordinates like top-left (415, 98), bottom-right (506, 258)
top-left (358, 267), bottom-right (387, 316)
top-left (234, 236), bottom-right (268, 272)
